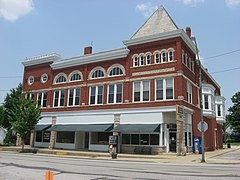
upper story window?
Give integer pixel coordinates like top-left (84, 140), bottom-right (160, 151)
top-left (146, 53), bottom-right (151, 65)
top-left (90, 67), bottom-right (105, 79)
top-left (89, 85), bottom-right (103, 105)
top-left (155, 78), bottom-right (174, 101)
top-left (133, 55), bottom-right (138, 67)
top-left (37, 92), bottom-right (47, 108)
top-left (69, 71), bottom-right (82, 82)
top-left (28, 76), bottom-right (34, 85)
top-left (202, 84), bottom-right (215, 112)
top-left (154, 52), bottom-right (160, 64)
top-left (108, 83), bottom-right (122, 104)
top-left (168, 49), bottom-right (174, 62)
top-left (140, 54), bottom-right (144, 66)
top-left (55, 73), bottom-right (67, 84)
top-left (108, 64), bottom-right (124, 77)
top-left (182, 49), bottom-right (185, 64)
top-left (68, 88), bottom-right (80, 106)
top-left (53, 90), bottom-right (65, 107)
top-left (187, 82), bottom-right (192, 104)
top-left (133, 80), bottom-right (150, 102)
top-left (25, 92), bottom-right (34, 100)
top-left (185, 54), bottom-right (188, 67)
top-left (161, 50), bottom-right (167, 63)
top-left (191, 61), bottom-right (195, 73)
top-left (41, 74), bottom-right (48, 84)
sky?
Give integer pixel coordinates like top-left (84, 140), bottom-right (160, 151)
top-left (0, 0), bottom-right (240, 112)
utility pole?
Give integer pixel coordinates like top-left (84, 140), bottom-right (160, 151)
top-left (192, 36), bottom-right (205, 162)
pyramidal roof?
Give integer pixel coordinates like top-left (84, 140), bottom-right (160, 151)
top-left (131, 6), bottom-right (178, 39)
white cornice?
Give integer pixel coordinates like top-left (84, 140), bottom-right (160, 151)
top-left (201, 65), bottom-right (221, 89)
top-left (51, 48), bottom-right (130, 70)
top-left (22, 53), bottom-right (61, 67)
top-left (123, 29), bottom-right (197, 54)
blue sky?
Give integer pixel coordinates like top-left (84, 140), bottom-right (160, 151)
top-left (0, 0), bottom-right (239, 111)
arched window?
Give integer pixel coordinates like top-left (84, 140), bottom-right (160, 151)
top-left (145, 53), bottom-right (151, 65)
top-left (161, 50), bottom-right (167, 63)
top-left (168, 49), bottom-right (174, 62)
top-left (154, 51), bottom-right (160, 64)
top-left (133, 55), bottom-right (138, 67)
top-left (69, 71), bottom-right (82, 82)
top-left (90, 67), bottom-right (105, 79)
top-left (139, 54), bottom-right (144, 66)
top-left (55, 73), bottom-right (67, 84)
top-left (109, 67), bottom-right (123, 76)
top-left (108, 64), bottom-right (125, 77)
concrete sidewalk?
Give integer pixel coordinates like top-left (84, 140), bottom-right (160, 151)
top-left (0, 145), bottom-right (240, 164)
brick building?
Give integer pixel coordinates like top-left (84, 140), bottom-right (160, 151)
top-left (22, 6), bottom-right (225, 154)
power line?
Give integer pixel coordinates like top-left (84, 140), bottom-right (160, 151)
top-left (210, 67), bottom-right (240, 74)
top-left (200, 49), bottom-right (240, 61)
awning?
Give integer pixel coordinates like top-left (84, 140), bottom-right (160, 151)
top-left (48, 124), bottom-right (114, 132)
top-left (35, 124), bottom-right (51, 131)
top-left (111, 124), bottom-right (160, 133)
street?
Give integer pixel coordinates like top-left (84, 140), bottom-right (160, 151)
top-left (0, 151), bottom-right (240, 180)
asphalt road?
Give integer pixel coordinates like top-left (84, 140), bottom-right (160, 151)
top-left (0, 151), bottom-right (240, 180)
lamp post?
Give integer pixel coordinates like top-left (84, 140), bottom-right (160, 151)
top-left (192, 36), bottom-right (205, 162)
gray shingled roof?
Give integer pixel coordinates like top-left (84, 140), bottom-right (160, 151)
top-left (131, 6), bottom-right (178, 39)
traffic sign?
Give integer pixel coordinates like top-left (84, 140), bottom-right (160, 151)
top-left (197, 121), bottom-right (208, 132)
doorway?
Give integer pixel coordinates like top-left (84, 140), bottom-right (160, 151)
top-left (169, 132), bottom-right (176, 152)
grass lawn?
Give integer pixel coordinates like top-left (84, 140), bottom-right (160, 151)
top-left (224, 142), bottom-right (240, 146)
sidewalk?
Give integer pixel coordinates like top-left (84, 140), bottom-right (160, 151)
top-left (0, 145), bottom-right (240, 164)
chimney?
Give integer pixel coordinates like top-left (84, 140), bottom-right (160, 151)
top-left (84, 46), bottom-right (92, 55)
top-left (186, 26), bottom-right (191, 38)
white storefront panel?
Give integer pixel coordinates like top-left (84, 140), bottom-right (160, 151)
top-left (121, 112), bottom-right (163, 124)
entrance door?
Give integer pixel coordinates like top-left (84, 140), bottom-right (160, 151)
top-left (169, 132), bottom-right (176, 152)
top-left (84, 132), bottom-right (89, 149)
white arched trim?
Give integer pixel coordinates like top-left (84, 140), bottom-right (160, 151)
top-left (68, 70), bottom-right (83, 82)
top-left (107, 64), bottom-right (125, 77)
top-left (54, 73), bottom-right (67, 84)
top-left (89, 66), bottom-right (106, 79)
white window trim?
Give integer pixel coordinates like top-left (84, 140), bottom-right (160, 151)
top-left (133, 80), bottom-right (150, 102)
top-left (89, 85), bottom-right (104, 105)
top-left (160, 49), bottom-right (167, 63)
top-left (41, 74), bottom-right (48, 84)
top-left (54, 73), bottom-right (67, 84)
top-left (53, 90), bottom-right (65, 107)
top-left (187, 82), bottom-right (192, 104)
top-left (107, 83), bottom-right (123, 104)
top-left (37, 92), bottom-right (47, 108)
top-left (107, 64), bottom-right (125, 77)
top-left (153, 51), bottom-right (160, 64)
top-left (167, 48), bottom-right (175, 62)
top-left (67, 88), bottom-right (81, 107)
top-left (145, 52), bottom-right (152, 65)
top-left (139, 53), bottom-right (145, 66)
top-left (89, 66), bottom-right (106, 79)
top-left (155, 78), bottom-right (174, 101)
top-left (28, 76), bottom-right (34, 85)
top-left (68, 70), bottom-right (83, 82)
top-left (132, 54), bottom-right (139, 67)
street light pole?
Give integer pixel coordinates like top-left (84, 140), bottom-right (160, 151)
top-left (192, 36), bottom-right (205, 162)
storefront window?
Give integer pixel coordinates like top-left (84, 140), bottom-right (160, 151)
top-left (35, 131), bottom-right (42, 142)
top-left (140, 134), bottom-right (149, 145)
top-left (56, 132), bottom-right (75, 143)
top-left (43, 131), bottom-right (51, 142)
top-left (150, 134), bottom-right (159, 145)
top-left (122, 134), bottom-right (130, 144)
top-left (131, 134), bottom-right (139, 145)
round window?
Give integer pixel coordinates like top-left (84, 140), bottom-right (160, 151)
top-left (41, 74), bottom-right (48, 83)
top-left (28, 76), bottom-right (34, 85)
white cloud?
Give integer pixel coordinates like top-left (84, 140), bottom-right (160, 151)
top-left (177, 0), bottom-right (204, 7)
top-left (136, 2), bottom-right (158, 17)
top-left (0, 0), bottom-right (33, 22)
top-left (225, 0), bottom-right (240, 8)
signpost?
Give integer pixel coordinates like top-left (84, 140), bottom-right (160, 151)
top-left (198, 121), bottom-right (208, 133)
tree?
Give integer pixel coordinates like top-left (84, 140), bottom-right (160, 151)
top-left (222, 117), bottom-right (231, 144)
top-left (7, 93), bottom-right (41, 150)
top-left (228, 91), bottom-right (240, 142)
